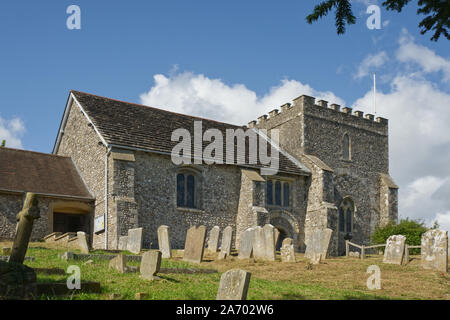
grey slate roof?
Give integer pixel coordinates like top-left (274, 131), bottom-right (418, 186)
top-left (69, 90), bottom-right (310, 175)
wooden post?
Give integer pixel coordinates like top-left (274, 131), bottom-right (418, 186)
top-left (345, 240), bottom-right (349, 258)
top-left (361, 245), bottom-right (366, 260)
top-left (403, 244), bottom-right (409, 265)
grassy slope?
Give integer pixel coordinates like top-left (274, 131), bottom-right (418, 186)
top-left (3, 242), bottom-right (449, 300)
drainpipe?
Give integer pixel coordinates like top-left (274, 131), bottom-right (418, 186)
top-left (105, 146), bottom-right (112, 250)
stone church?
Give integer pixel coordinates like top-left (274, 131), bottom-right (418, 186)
top-left (0, 90), bottom-right (398, 255)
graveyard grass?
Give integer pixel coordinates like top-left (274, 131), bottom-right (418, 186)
top-left (3, 242), bottom-right (449, 300)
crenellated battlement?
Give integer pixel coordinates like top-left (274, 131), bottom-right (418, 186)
top-left (250, 94), bottom-right (388, 132)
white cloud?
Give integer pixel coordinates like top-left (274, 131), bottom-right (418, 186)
top-left (435, 212), bottom-right (450, 233)
top-left (140, 72), bottom-right (345, 125)
top-left (0, 115), bottom-right (25, 149)
top-left (396, 30), bottom-right (450, 82)
top-left (355, 51), bottom-right (388, 79)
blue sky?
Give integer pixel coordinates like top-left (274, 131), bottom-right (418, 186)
top-left (1, 1), bottom-right (450, 230)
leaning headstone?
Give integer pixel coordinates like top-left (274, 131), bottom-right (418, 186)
top-left (9, 193), bottom-right (40, 264)
top-left (216, 269), bottom-right (251, 300)
top-left (383, 235), bottom-right (406, 265)
top-left (305, 228), bottom-right (333, 260)
top-left (280, 238), bottom-right (296, 263)
top-left (127, 227), bottom-right (143, 254)
top-left (252, 226), bottom-right (265, 260)
top-left (140, 250), bottom-right (162, 280)
top-left (118, 236), bottom-right (128, 251)
top-left (218, 226), bottom-right (233, 260)
top-left (109, 254), bottom-right (127, 274)
top-left (183, 225), bottom-right (207, 263)
top-left (421, 229), bottom-right (448, 272)
top-left (263, 224), bottom-right (276, 261)
top-left (157, 225), bottom-right (172, 259)
top-left (207, 226), bottom-right (220, 253)
top-left (77, 231), bottom-right (89, 254)
top-left (238, 228), bottom-right (254, 260)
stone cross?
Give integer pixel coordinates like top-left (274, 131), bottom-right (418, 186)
top-left (157, 225), bottom-right (172, 259)
top-left (280, 238), bottom-right (296, 263)
top-left (305, 228), bottom-right (332, 260)
top-left (421, 229), bottom-right (448, 272)
top-left (218, 226), bottom-right (233, 260)
top-left (383, 235), bottom-right (406, 265)
top-left (9, 193), bottom-right (40, 264)
top-left (77, 231), bottom-right (90, 254)
top-left (216, 269), bottom-right (251, 300)
top-left (127, 227), bottom-right (143, 254)
top-left (140, 250), bottom-right (162, 280)
top-left (109, 253), bottom-right (128, 274)
top-left (238, 228), bottom-right (254, 260)
top-left (263, 224), bottom-right (276, 261)
top-left (207, 226), bottom-right (220, 253)
top-left (183, 225), bottom-right (207, 263)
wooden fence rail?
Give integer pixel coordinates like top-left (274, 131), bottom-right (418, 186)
top-left (346, 240), bottom-right (386, 260)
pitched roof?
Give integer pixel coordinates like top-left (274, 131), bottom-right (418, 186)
top-left (64, 90), bottom-right (310, 175)
top-left (0, 147), bottom-right (94, 199)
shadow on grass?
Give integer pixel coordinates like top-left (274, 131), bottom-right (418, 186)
top-left (342, 294), bottom-right (391, 300)
top-left (280, 293), bottom-right (306, 300)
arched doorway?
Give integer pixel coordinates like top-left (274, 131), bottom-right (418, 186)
top-left (338, 197), bottom-right (355, 255)
top-left (269, 210), bottom-right (301, 251)
top-left (274, 226), bottom-right (289, 251)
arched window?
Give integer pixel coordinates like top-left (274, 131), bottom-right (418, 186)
top-left (283, 183), bottom-right (290, 207)
top-left (343, 134), bottom-right (350, 160)
top-left (177, 172), bottom-right (197, 208)
top-left (339, 198), bottom-right (354, 233)
top-left (275, 181), bottom-right (282, 206)
top-left (266, 180), bottom-right (273, 205)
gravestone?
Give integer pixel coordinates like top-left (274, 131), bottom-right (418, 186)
top-left (421, 229), bottom-right (448, 272)
top-left (274, 229), bottom-right (280, 247)
top-left (127, 227), bottom-right (143, 254)
top-left (77, 231), bottom-right (89, 254)
top-left (280, 238), bottom-right (296, 263)
top-left (238, 228), bottom-right (254, 260)
top-left (216, 269), bottom-right (251, 300)
top-left (252, 226), bottom-right (265, 260)
top-left (118, 236), bottom-right (128, 251)
top-left (140, 250), bottom-right (162, 280)
top-left (310, 252), bottom-right (322, 265)
top-left (9, 193), bottom-right (40, 264)
top-left (183, 225), bottom-right (207, 263)
top-left (218, 226), bottom-right (233, 260)
top-left (383, 235), bottom-right (406, 265)
top-left (207, 226), bottom-right (220, 253)
top-left (263, 224), bottom-right (276, 261)
top-left (305, 228), bottom-right (332, 260)
top-left (157, 225), bottom-right (172, 259)
top-left (109, 254), bottom-right (127, 274)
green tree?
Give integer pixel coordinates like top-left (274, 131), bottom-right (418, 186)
top-left (306, 0), bottom-right (450, 41)
top-left (1, 140), bottom-right (5, 147)
top-left (371, 218), bottom-right (428, 253)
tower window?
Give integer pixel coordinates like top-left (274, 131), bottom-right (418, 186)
top-left (343, 134), bottom-right (351, 160)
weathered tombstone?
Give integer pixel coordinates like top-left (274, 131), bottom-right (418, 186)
top-left (305, 228), bottom-right (333, 260)
top-left (77, 231), bottom-right (89, 254)
top-left (218, 226), bottom-right (233, 260)
top-left (118, 236), bottom-right (128, 251)
top-left (263, 224), bottom-right (276, 261)
top-left (280, 238), bottom-right (296, 263)
top-left (310, 252), bottom-right (322, 265)
top-left (216, 269), bottom-right (251, 300)
top-left (183, 225), bottom-right (207, 263)
top-left (127, 227), bottom-right (143, 254)
top-left (421, 229), bottom-right (448, 272)
top-left (383, 235), bottom-right (406, 265)
top-left (207, 226), bottom-right (220, 253)
top-left (238, 228), bottom-right (254, 260)
top-left (157, 225), bottom-right (172, 259)
top-left (9, 193), bottom-right (40, 264)
top-left (109, 254), bottom-right (127, 274)
top-left (140, 250), bottom-right (162, 280)
top-left (252, 226), bottom-right (265, 260)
